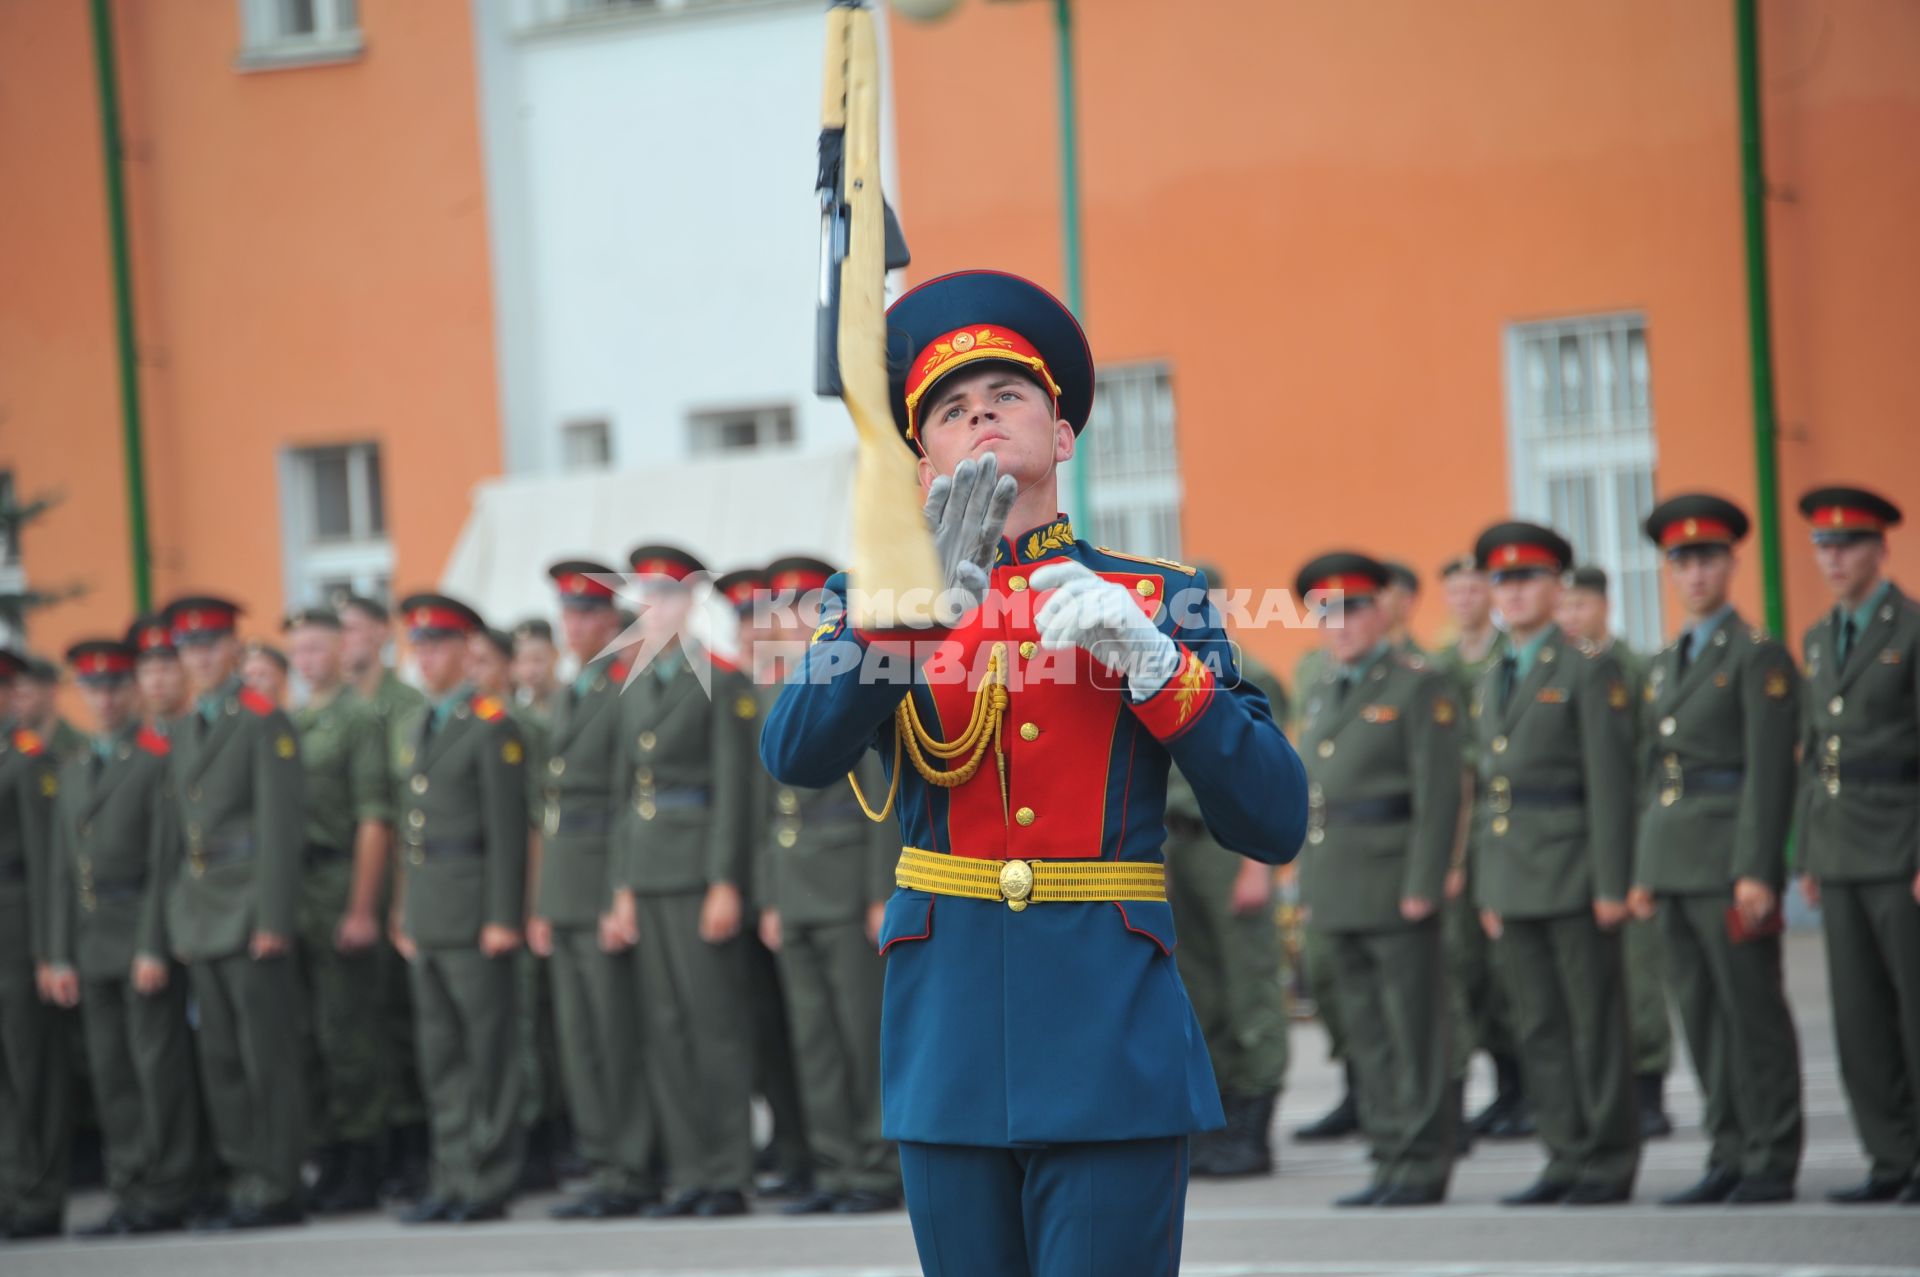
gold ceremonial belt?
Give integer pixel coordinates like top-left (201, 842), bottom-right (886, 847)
top-left (895, 846), bottom-right (1166, 913)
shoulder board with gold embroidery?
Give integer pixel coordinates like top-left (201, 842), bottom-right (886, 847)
top-left (1092, 546), bottom-right (1199, 576)
top-left (136, 726), bottom-right (171, 757)
top-left (239, 687), bottom-right (277, 717)
top-left (12, 728), bottom-right (44, 756)
top-left (471, 695), bottom-right (506, 723)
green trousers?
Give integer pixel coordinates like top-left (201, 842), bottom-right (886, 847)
top-left (1658, 892), bottom-right (1802, 1181)
top-left (410, 947), bottom-right (522, 1206)
top-left (746, 928), bottom-right (811, 1180)
top-left (1444, 858), bottom-right (1516, 1080)
top-left (1328, 919), bottom-right (1454, 1193)
top-left (1624, 915), bottom-right (1673, 1078)
top-left (189, 951), bottom-right (307, 1209)
top-left (1495, 914), bottom-right (1641, 1190)
top-left (776, 918), bottom-right (897, 1195)
top-left (547, 926), bottom-right (657, 1195)
top-left (1303, 924), bottom-right (1347, 1067)
top-left (1819, 877), bottom-right (1920, 1181)
top-left (0, 973), bottom-right (71, 1226)
top-left (80, 970), bottom-right (207, 1216)
top-left (1168, 839), bottom-right (1290, 1097)
top-left (628, 892), bottom-right (754, 1195)
top-left (516, 950), bottom-right (565, 1131)
top-left (297, 860), bottom-right (392, 1147)
top-left (383, 938), bottom-right (425, 1130)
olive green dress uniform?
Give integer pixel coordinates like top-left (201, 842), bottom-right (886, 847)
top-left (1603, 639), bottom-right (1674, 1089)
top-left (0, 717), bottom-right (70, 1234)
top-left (613, 647), bottom-right (759, 1202)
top-left (534, 655), bottom-right (659, 1201)
top-left (1167, 653), bottom-right (1292, 1156)
top-left (1299, 642), bottom-right (1463, 1198)
top-left (165, 674), bottom-right (309, 1213)
top-left (47, 723), bottom-right (207, 1221)
top-left (750, 679), bottom-right (899, 1200)
top-left (391, 688), bottom-right (529, 1209)
top-left (1473, 626), bottom-right (1642, 1196)
top-left (291, 689), bottom-right (396, 1171)
top-left (1638, 609), bottom-right (1803, 1187)
top-left (1798, 580), bottom-right (1920, 1192)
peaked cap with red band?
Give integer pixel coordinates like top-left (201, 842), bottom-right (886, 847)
top-left (126, 613), bottom-right (177, 660)
top-left (1474, 521), bottom-right (1574, 577)
top-left (1645, 493), bottom-right (1749, 551)
top-left (626, 544), bottom-right (705, 584)
top-left (1799, 485), bottom-right (1902, 544)
top-left (885, 270), bottom-right (1094, 451)
top-left (1294, 551), bottom-right (1388, 602)
top-left (548, 558), bottom-right (620, 608)
top-left (712, 567), bottom-right (768, 614)
top-left (0, 647), bottom-right (25, 681)
top-left (397, 592), bottom-right (484, 640)
top-left (65, 638), bottom-right (138, 685)
top-left (162, 595), bottom-right (243, 645)
top-left (764, 555), bottom-right (836, 597)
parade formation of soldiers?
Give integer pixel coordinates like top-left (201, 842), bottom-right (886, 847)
top-left (1, 461), bottom-right (1917, 1240)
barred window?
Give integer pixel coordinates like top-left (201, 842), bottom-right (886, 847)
top-left (238, 0), bottom-right (362, 68)
top-left (280, 443), bottom-right (392, 607)
top-left (1075, 362), bottom-right (1183, 560)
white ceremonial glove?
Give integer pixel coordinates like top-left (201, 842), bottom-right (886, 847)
top-left (923, 452), bottom-right (1019, 625)
top-left (1030, 560), bottom-right (1182, 700)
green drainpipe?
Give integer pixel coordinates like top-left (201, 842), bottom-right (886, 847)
top-left (89, 0), bottom-right (153, 613)
top-left (1054, 0), bottom-right (1091, 526)
top-left (1734, 0), bottom-right (1785, 638)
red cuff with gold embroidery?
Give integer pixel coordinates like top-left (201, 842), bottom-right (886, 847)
top-left (1129, 646), bottom-right (1215, 742)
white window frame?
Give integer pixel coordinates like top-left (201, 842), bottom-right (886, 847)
top-left (238, 0), bottom-right (364, 71)
top-left (687, 404), bottom-right (796, 456)
top-left (561, 418), bottom-right (615, 472)
top-left (278, 442), bottom-right (393, 608)
top-left (509, 0), bottom-right (810, 37)
top-left (1070, 361), bottom-right (1183, 560)
top-left (1503, 312), bottom-right (1663, 651)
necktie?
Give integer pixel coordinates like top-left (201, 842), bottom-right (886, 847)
top-left (1676, 631), bottom-right (1693, 678)
top-left (1498, 655), bottom-right (1517, 711)
top-left (1334, 673), bottom-right (1350, 706)
top-left (1839, 615), bottom-right (1858, 668)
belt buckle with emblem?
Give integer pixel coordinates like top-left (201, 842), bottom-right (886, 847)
top-left (999, 859), bottom-right (1035, 912)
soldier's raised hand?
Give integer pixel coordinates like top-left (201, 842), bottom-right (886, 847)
top-left (924, 452), bottom-right (1018, 624)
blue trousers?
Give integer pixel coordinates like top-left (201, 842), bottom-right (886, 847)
top-left (900, 1137), bottom-right (1190, 1277)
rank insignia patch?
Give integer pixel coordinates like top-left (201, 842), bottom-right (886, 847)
top-left (1607, 682), bottom-right (1629, 710)
top-left (502, 740), bottom-right (524, 765)
top-left (275, 734), bottom-right (297, 760)
top-left (1537, 687), bottom-right (1569, 705)
top-left (1433, 698), bottom-right (1456, 725)
top-left (1764, 670), bottom-right (1791, 699)
top-left (735, 695), bottom-right (758, 720)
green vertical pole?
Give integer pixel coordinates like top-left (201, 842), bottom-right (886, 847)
top-left (1734, 0), bottom-right (1785, 638)
top-left (1054, 0), bottom-right (1091, 524)
top-left (89, 0), bottom-right (153, 613)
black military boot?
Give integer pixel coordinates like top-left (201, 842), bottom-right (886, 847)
top-left (314, 1142), bottom-right (382, 1215)
top-left (1294, 1066), bottom-right (1359, 1142)
top-left (1451, 1079), bottom-right (1475, 1156)
top-left (516, 1119), bottom-right (559, 1194)
top-left (306, 1143), bottom-right (346, 1213)
top-left (1469, 1054), bottom-right (1519, 1136)
top-left (1637, 1072), bottom-right (1673, 1139)
top-left (1205, 1091), bottom-right (1277, 1177)
top-left (380, 1122), bottom-right (431, 1203)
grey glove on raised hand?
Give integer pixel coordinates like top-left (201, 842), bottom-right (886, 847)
top-left (922, 451), bottom-right (1019, 626)
top-left (1030, 559), bottom-right (1182, 701)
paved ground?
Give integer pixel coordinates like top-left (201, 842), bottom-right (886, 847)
top-left (7, 930), bottom-right (1917, 1276)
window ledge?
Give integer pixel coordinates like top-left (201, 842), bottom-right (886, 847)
top-left (236, 34), bottom-right (365, 73)
top-left (515, 0), bottom-right (812, 41)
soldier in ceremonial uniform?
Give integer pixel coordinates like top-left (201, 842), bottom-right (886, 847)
top-left (283, 608), bottom-right (395, 1214)
top-left (526, 561), bottom-right (658, 1218)
top-left (128, 616), bottom-right (191, 728)
top-left (1167, 564), bottom-right (1292, 1178)
top-left (43, 640), bottom-right (207, 1236)
top-left (387, 594), bottom-right (527, 1224)
top-left (761, 271), bottom-right (1306, 1272)
top-left (0, 647), bottom-right (69, 1240)
top-left (17, 657), bottom-right (88, 762)
top-left (1294, 554), bottom-right (1462, 1205)
top-left (1626, 496), bottom-right (1802, 1206)
top-left (1468, 525), bottom-right (1641, 1206)
top-left (159, 595), bottom-right (308, 1229)
top-left (1793, 486), bottom-right (1920, 1205)
top-left (608, 544), bottom-right (758, 1218)
top-left (740, 557), bottom-right (901, 1214)
top-left (1559, 564), bottom-right (1675, 1139)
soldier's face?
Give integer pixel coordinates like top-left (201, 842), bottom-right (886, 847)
top-left (413, 635), bottom-right (466, 693)
top-left (12, 679), bottom-right (52, 725)
top-left (639, 588), bottom-right (693, 644)
top-left (560, 606), bottom-right (619, 663)
top-left (179, 635), bottom-right (237, 694)
top-left (1442, 570), bottom-right (1491, 628)
top-left (1666, 546), bottom-right (1735, 618)
top-left (1493, 573), bottom-right (1560, 633)
top-left (465, 636), bottom-right (511, 697)
top-left (1556, 588), bottom-right (1609, 642)
top-left (136, 656), bottom-right (187, 718)
top-left (1327, 596), bottom-right (1388, 664)
top-left (80, 680), bottom-right (139, 734)
top-left (241, 652), bottom-right (285, 706)
top-left (1377, 583), bottom-right (1416, 630)
top-left (338, 608), bottom-right (387, 672)
top-left (916, 366), bottom-right (1074, 492)
top-left (511, 637), bottom-right (558, 693)
top-left (1813, 537), bottom-right (1887, 603)
top-left (288, 624), bottom-right (343, 689)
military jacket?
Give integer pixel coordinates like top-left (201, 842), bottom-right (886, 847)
top-left (1470, 628), bottom-right (1636, 919)
top-left (749, 679), bottom-right (895, 928)
top-left (292, 690), bottom-right (392, 859)
top-left (0, 721), bottom-right (60, 974)
top-left (47, 725), bottom-right (177, 979)
top-left (390, 689), bottom-right (528, 949)
top-left (1797, 583), bottom-right (1920, 883)
top-left (47, 717), bottom-right (89, 765)
top-left (367, 669), bottom-right (427, 727)
top-left (760, 525), bottom-right (1307, 1148)
top-left (1634, 611), bottom-right (1799, 894)
top-left (535, 655), bottom-right (631, 925)
top-left (164, 679), bottom-right (306, 962)
top-left (1433, 631), bottom-right (1508, 775)
top-left (1298, 650), bottom-right (1462, 932)
top-left (611, 648), bottom-right (755, 897)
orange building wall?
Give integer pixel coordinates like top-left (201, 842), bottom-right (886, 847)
top-left (0, 0), bottom-right (499, 673)
top-left (889, 0), bottom-right (1920, 672)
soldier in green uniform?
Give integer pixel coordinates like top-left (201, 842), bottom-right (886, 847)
top-left (1168, 563), bottom-right (1292, 1177)
top-left (241, 642), bottom-right (290, 708)
top-left (511, 619), bottom-right (565, 723)
top-left (338, 594), bottom-right (431, 1200)
top-left (1379, 561), bottom-right (1424, 656)
top-left (0, 647), bottom-right (69, 1240)
top-left (1560, 564), bottom-right (1675, 1139)
top-left (387, 594), bottom-right (527, 1224)
top-left (128, 616), bottom-right (191, 729)
top-left (1294, 554), bottom-right (1462, 1205)
top-left (283, 608), bottom-right (395, 1214)
top-left (158, 595), bottom-right (308, 1229)
top-left (735, 557), bottom-right (900, 1214)
top-left (1624, 496), bottom-right (1802, 1206)
top-left (17, 657), bottom-right (88, 762)
top-left (1433, 554), bottom-right (1523, 1142)
top-left (1792, 486), bottom-right (1920, 1206)
top-left (43, 640), bottom-right (207, 1236)
top-left (609, 544), bottom-right (757, 1218)
top-left (1469, 524), bottom-right (1641, 1206)
top-left (523, 563), bottom-right (659, 1217)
